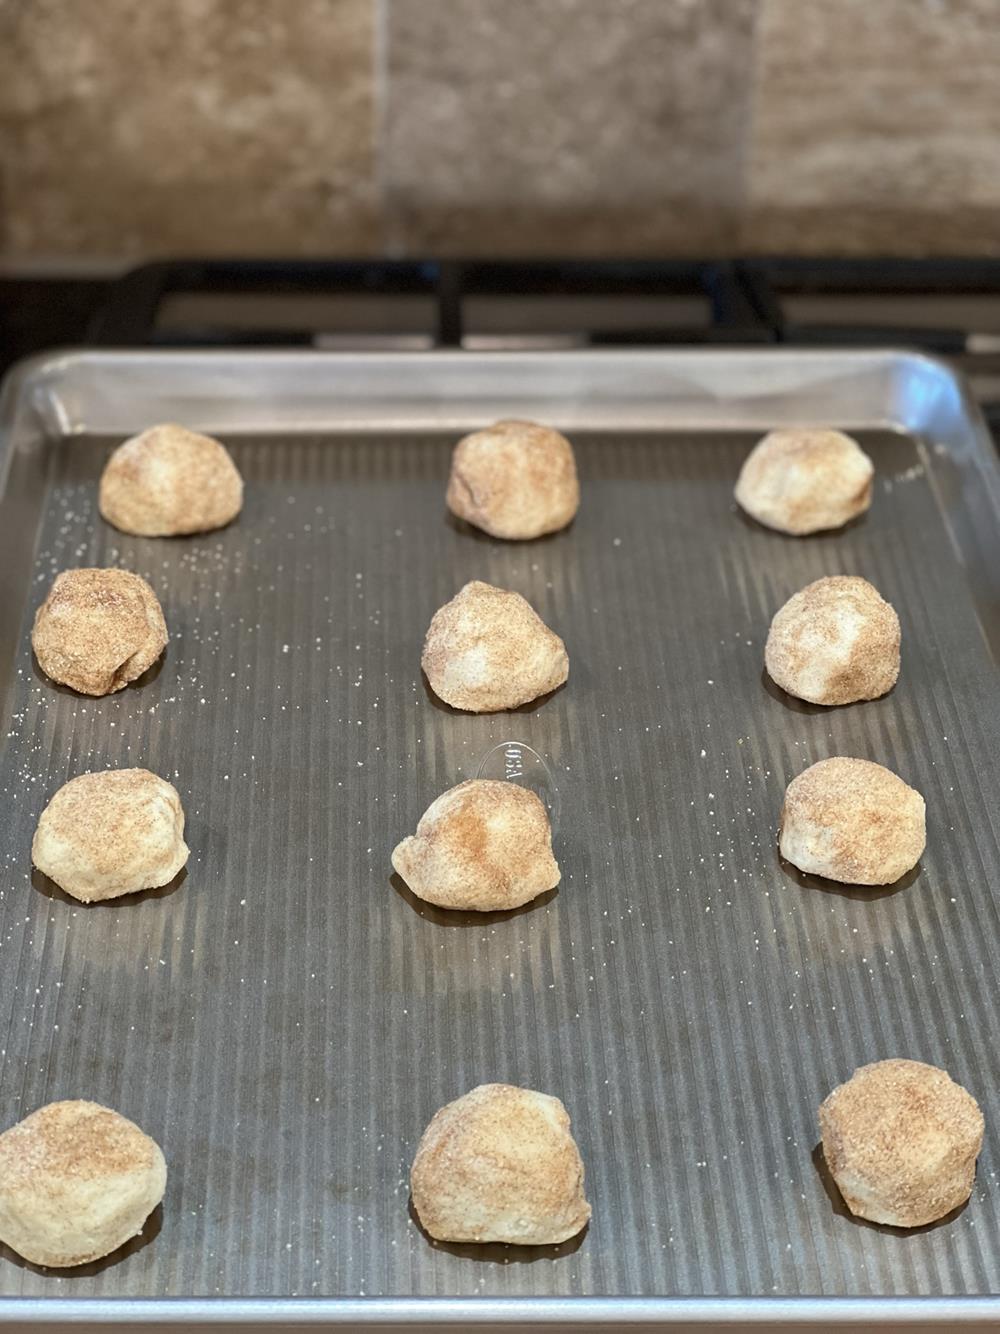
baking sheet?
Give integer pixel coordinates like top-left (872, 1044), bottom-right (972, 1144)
top-left (0, 350), bottom-right (999, 1329)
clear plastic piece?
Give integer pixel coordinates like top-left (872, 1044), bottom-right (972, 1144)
top-left (475, 740), bottom-right (561, 835)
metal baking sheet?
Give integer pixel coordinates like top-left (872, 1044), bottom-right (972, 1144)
top-left (1, 349), bottom-right (1000, 1331)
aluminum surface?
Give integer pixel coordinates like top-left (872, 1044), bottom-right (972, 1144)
top-left (0, 350), bottom-right (999, 1329)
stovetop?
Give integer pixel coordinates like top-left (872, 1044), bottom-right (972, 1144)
top-left (4, 258), bottom-right (1000, 437)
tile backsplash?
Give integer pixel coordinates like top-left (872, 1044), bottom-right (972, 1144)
top-left (1, 0), bottom-right (998, 262)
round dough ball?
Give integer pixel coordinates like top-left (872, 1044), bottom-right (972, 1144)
top-left (411, 1083), bottom-right (591, 1245)
top-left (32, 568), bottom-right (167, 696)
top-left (735, 429), bottom-right (874, 535)
top-left (422, 580), bottom-right (568, 712)
top-left (99, 423), bottom-right (243, 537)
top-left (32, 768), bottom-right (189, 903)
top-left (820, 1059), bottom-right (983, 1227)
top-left (446, 419), bottom-right (579, 540)
top-left (765, 575), bottom-right (900, 705)
top-left (392, 779), bottom-right (559, 912)
top-left (0, 1100), bottom-right (166, 1267)
top-left (780, 757), bottom-right (925, 885)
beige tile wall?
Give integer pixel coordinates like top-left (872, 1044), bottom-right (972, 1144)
top-left (1, 0), bottom-right (998, 262)
top-left (0, 0), bottom-right (376, 259)
top-left (745, 0), bottom-right (1000, 255)
top-left (381, 0), bottom-right (757, 256)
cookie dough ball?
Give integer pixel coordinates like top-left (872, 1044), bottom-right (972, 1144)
top-left (735, 429), bottom-right (874, 535)
top-left (32, 568), bottom-right (167, 696)
top-left (411, 1084), bottom-right (590, 1245)
top-left (446, 419), bottom-right (579, 540)
top-left (392, 779), bottom-right (559, 912)
top-left (422, 580), bottom-right (568, 712)
top-left (99, 423), bottom-right (243, 537)
top-left (32, 769), bottom-right (189, 903)
top-left (765, 576), bottom-right (900, 706)
top-left (820, 1060), bottom-right (983, 1227)
top-left (780, 757), bottom-right (925, 885)
top-left (0, 1100), bottom-right (166, 1267)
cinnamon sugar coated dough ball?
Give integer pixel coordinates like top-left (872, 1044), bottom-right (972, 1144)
top-left (32, 769), bottom-right (189, 903)
top-left (765, 576), bottom-right (900, 706)
top-left (820, 1060), bottom-right (983, 1227)
top-left (735, 429), bottom-right (874, 535)
top-left (780, 757), bottom-right (925, 885)
top-left (392, 779), bottom-right (559, 911)
top-left (446, 419), bottom-right (580, 540)
top-left (422, 580), bottom-right (568, 712)
top-left (411, 1084), bottom-right (590, 1245)
top-left (99, 423), bottom-right (243, 536)
top-left (0, 1100), bottom-right (166, 1267)
top-left (31, 568), bottom-right (167, 696)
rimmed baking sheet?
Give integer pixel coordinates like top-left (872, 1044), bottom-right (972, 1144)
top-left (0, 350), bottom-right (998, 1329)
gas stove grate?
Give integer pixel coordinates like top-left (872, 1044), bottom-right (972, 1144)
top-left (4, 257), bottom-right (1000, 431)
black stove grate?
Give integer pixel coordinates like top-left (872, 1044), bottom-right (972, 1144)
top-left (741, 257), bottom-right (1000, 354)
top-left (4, 257), bottom-right (1000, 434)
top-left (85, 258), bottom-right (765, 349)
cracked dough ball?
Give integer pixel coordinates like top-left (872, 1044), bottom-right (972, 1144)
top-left (820, 1060), bottom-right (983, 1227)
top-left (780, 757), bottom-right (925, 885)
top-left (765, 576), bottom-right (900, 705)
top-left (0, 1100), bottom-right (166, 1267)
top-left (735, 429), bottom-right (874, 535)
top-left (100, 423), bottom-right (243, 536)
top-left (32, 568), bottom-right (167, 696)
top-left (392, 779), bottom-right (559, 912)
top-left (411, 1084), bottom-right (590, 1245)
top-left (446, 419), bottom-right (579, 540)
top-left (33, 769), bottom-right (189, 903)
top-left (422, 580), bottom-right (568, 712)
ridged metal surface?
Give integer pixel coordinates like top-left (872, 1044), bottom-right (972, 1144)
top-left (0, 419), bottom-right (999, 1308)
